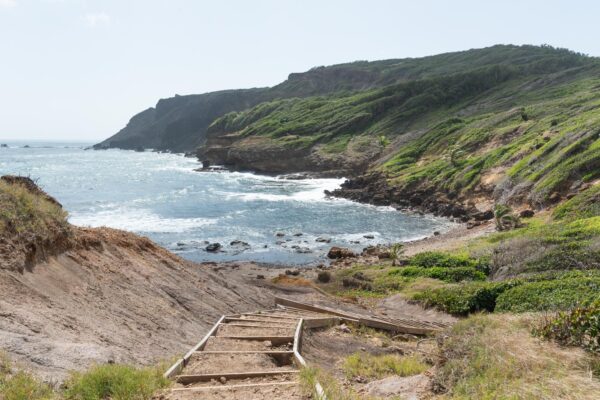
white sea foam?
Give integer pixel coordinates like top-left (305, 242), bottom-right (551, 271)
top-left (225, 178), bottom-right (345, 203)
top-left (69, 208), bottom-right (217, 233)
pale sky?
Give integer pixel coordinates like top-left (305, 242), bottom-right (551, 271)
top-left (1, 0), bottom-right (598, 142)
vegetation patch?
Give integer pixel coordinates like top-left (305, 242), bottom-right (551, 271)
top-left (0, 178), bottom-right (68, 237)
top-left (343, 353), bottom-right (428, 379)
top-left (0, 352), bottom-right (54, 400)
top-left (389, 266), bottom-right (486, 282)
top-left (63, 364), bottom-right (170, 400)
top-left (553, 184), bottom-right (600, 220)
top-left (496, 276), bottom-right (600, 312)
top-left (436, 314), bottom-right (600, 399)
top-left (299, 366), bottom-right (371, 400)
top-left (535, 300), bottom-right (600, 353)
top-left (411, 281), bottom-right (520, 315)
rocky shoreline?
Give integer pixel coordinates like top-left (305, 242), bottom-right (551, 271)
top-left (326, 171), bottom-right (495, 226)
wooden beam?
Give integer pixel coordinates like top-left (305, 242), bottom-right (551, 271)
top-left (215, 335), bottom-right (294, 343)
top-left (275, 296), bottom-right (440, 335)
top-left (219, 322), bottom-right (297, 329)
top-left (224, 317), bottom-right (297, 325)
top-left (170, 381), bottom-right (297, 392)
top-left (183, 315), bottom-right (225, 362)
top-left (195, 350), bottom-right (293, 355)
top-left (176, 370), bottom-right (298, 384)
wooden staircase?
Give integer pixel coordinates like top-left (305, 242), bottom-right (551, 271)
top-left (160, 298), bottom-right (449, 399)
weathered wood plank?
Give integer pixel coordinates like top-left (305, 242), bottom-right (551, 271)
top-left (176, 370), bottom-right (298, 384)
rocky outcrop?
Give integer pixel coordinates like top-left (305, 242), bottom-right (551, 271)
top-left (327, 171), bottom-right (495, 222)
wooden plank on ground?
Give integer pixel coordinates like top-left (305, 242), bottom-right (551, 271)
top-left (176, 370), bottom-right (298, 384)
top-left (275, 296), bottom-right (441, 335)
top-left (170, 381), bottom-right (297, 392)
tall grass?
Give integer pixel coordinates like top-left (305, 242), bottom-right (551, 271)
top-left (0, 179), bottom-right (68, 236)
top-left (63, 364), bottom-right (170, 400)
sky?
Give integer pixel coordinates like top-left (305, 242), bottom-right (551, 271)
top-left (1, 0), bottom-right (598, 142)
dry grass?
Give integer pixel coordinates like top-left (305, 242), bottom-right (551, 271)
top-left (0, 179), bottom-right (68, 236)
top-left (437, 313), bottom-right (600, 399)
top-left (343, 353), bottom-right (428, 379)
top-left (299, 366), bottom-right (381, 400)
top-left (271, 274), bottom-right (313, 286)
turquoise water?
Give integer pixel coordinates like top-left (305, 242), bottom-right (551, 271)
top-left (0, 141), bottom-right (454, 265)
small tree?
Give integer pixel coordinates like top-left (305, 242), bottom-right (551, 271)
top-left (494, 204), bottom-right (521, 231)
top-left (378, 135), bottom-right (390, 148)
top-left (389, 243), bottom-right (405, 266)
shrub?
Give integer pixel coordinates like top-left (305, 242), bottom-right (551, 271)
top-left (496, 277), bottom-right (600, 312)
top-left (0, 371), bottom-right (54, 400)
top-left (535, 301), bottom-right (600, 353)
top-left (409, 251), bottom-right (474, 268)
top-left (64, 364), bottom-right (169, 400)
top-left (317, 271), bottom-right (331, 283)
top-left (390, 266), bottom-right (486, 282)
top-left (493, 204), bottom-right (521, 231)
top-left (412, 281), bottom-right (520, 315)
top-left (343, 353), bottom-right (428, 379)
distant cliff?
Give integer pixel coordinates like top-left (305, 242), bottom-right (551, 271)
top-left (96, 45), bottom-right (569, 153)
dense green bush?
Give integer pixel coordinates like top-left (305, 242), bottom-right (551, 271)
top-left (407, 251), bottom-right (491, 275)
top-left (496, 277), bottom-right (600, 312)
top-left (64, 364), bottom-right (169, 400)
top-left (390, 266), bottom-right (485, 283)
top-left (409, 251), bottom-right (474, 268)
top-left (535, 301), bottom-right (600, 353)
top-left (412, 281), bottom-right (520, 315)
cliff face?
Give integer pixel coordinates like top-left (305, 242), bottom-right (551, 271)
top-left (0, 177), bottom-right (273, 381)
top-left (94, 89), bottom-right (269, 153)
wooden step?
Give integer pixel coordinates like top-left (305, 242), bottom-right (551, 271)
top-left (170, 381), bottom-right (297, 392)
top-left (176, 370), bottom-right (299, 384)
top-left (222, 322), bottom-right (297, 329)
top-left (196, 350), bottom-right (294, 355)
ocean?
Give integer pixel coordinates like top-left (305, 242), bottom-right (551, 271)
top-left (0, 141), bottom-right (454, 265)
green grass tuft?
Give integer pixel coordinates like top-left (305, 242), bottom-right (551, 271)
top-left (343, 353), bottom-right (428, 379)
top-left (63, 364), bottom-right (170, 400)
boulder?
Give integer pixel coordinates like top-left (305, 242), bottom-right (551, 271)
top-left (316, 237), bottom-right (331, 243)
top-left (520, 209), bottom-right (535, 218)
top-left (205, 243), bottom-right (222, 252)
top-left (316, 271), bottom-right (331, 283)
top-left (327, 246), bottom-right (356, 259)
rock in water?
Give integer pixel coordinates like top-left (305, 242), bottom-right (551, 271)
top-left (205, 243), bottom-right (222, 252)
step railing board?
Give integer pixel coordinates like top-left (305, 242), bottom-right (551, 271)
top-left (293, 319), bottom-right (327, 400)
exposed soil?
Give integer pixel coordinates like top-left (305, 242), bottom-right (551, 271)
top-left (0, 227), bottom-right (276, 382)
top-left (184, 353), bottom-right (292, 375)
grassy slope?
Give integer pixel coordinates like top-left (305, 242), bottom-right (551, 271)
top-left (205, 45), bottom-right (599, 208)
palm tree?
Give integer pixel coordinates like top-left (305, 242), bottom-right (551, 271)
top-left (389, 243), bottom-right (405, 266)
top-left (494, 204), bottom-right (521, 231)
